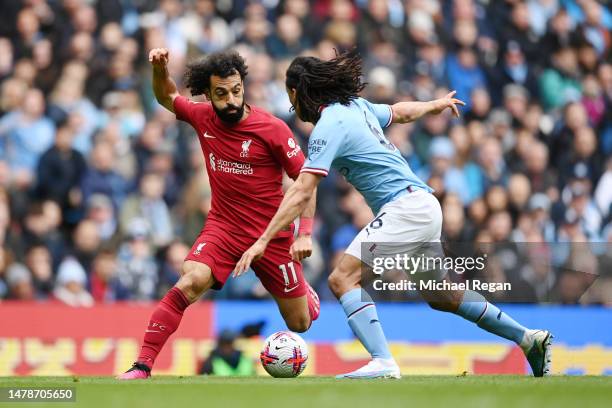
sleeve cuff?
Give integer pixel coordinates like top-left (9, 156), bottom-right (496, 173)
top-left (300, 167), bottom-right (329, 177)
top-left (384, 105), bottom-right (393, 128)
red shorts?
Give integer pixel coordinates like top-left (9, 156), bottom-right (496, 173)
top-left (184, 227), bottom-right (307, 298)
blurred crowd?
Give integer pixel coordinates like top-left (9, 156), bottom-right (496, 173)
top-left (0, 0), bottom-right (611, 305)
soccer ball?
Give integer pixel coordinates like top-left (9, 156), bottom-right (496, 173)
top-left (260, 331), bottom-right (308, 378)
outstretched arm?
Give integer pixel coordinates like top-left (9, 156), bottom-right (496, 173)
top-left (149, 48), bottom-right (180, 113)
top-left (390, 90), bottom-right (466, 124)
top-left (235, 172), bottom-right (321, 276)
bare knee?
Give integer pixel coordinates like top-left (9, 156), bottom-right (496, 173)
top-left (328, 271), bottom-right (361, 298)
top-left (328, 257), bottom-right (361, 298)
top-left (328, 270), bottom-right (359, 298)
top-left (428, 301), bottom-right (455, 312)
top-left (423, 289), bottom-right (463, 313)
top-left (327, 270), bottom-right (346, 298)
top-left (275, 295), bottom-right (311, 333)
top-left (285, 315), bottom-right (311, 333)
top-left (177, 261), bottom-right (214, 302)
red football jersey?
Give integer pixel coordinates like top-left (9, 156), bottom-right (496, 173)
top-left (174, 96), bottom-right (305, 239)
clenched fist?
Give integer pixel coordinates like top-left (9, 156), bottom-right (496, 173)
top-left (289, 235), bottom-right (313, 261)
top-left (149, 48), bottom-right (169, 68)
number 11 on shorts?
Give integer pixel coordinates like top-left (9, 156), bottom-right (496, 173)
top-left (279, 262), bottom-right (298, 288)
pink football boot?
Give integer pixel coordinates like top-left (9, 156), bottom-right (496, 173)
top-left (116, 362), bottom-right (151, 380)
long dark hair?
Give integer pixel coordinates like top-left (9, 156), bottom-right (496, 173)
top-left (285, 50), bottom-right (366, 123)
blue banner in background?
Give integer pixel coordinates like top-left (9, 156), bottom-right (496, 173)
top-left (214, 301), bottom-right (612, 345)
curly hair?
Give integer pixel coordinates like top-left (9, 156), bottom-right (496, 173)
top-left (184, 50), bottom-right (248, 96)
top-left (285, 50), bottom-right (366, 123)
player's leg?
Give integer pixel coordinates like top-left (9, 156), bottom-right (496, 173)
top-left (272, 282), bottom-right (320, 333)
top-left (117, 260), bottom-right (215, 379)
top-left (419, 284), bottom-right (552, 376)
top-left (331, 190), bottom-right (444, 378)
top-left (415, 192), bottom-right (552, 376)
top-left (119, 236), bottom-right (236, 379)
top-left (138, 260), bottom-right (215, 363)
top-left (251, 238), bottom-right (320, 332)
top-left (273, 295), bottom-right (311, 333)
top-left (328, 253), bottom-right (400, 379)
top-left (330, 190), bottom-right (460, 378)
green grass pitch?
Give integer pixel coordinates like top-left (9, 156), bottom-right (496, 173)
top-left (1, 376), bottom-right (610, 408)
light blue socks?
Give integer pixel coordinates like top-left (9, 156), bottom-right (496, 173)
top-left (340, 288), bottom-right (527, 358)
top-left (339, 288), bottom-right (392, 359)
top-left (456, 290), bottom-right (527, 344)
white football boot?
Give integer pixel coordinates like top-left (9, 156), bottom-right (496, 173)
top-left (521, 329), bottom-right (553, 377)
top-left (336, 358), bottom-right (401, 379)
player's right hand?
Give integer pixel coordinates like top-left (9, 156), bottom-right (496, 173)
top-left (234, 238), bottom-right (268, 277)
top-left (290, 235), bottom-right (313, 261)
top-left (149, 48), bottom-right (169, 67)
top-left (432, 90), bottom-right (466, 118)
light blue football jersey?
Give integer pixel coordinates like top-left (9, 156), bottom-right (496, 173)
top-left (302, 97), bottom-right (432, 214)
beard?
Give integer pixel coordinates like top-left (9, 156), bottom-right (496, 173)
top-left (213, 100), bottom-right (245, 124)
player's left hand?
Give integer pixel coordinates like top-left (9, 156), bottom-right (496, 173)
top-left (234, 239), bottom-right (268, 277)
top-left (432, 90), bottom-right (466, 118)
top-left (290, 235), bottom-right (313, 261)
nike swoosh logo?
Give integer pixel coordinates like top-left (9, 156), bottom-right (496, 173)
top-left (204, 132), bottom-right (216, 139)
top-left (284, 285), bottom-right (300, 293)
top-left (274, 346), bottom-right (286, 350)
